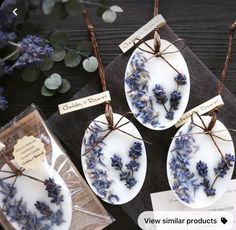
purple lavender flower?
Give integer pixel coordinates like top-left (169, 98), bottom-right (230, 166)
top-left (111, 154), bottom-right (123, 170)
top-left (126, 160), bottom-right (140, 171)
top-left (35, 201), bottom-right (53, 219)
top-left (44, 178), bottom-right (64, 205)
top-left (0, 31), bottom-right (17, 49)
top-left (196, 161), bottom-right (208, 178)
top-left (170, 90), bottom-right (182, 110)
top-left (153, 84), bottom-right (168, 104)
top-left (125, 177), bottom-right (137, 189)
top-left (108, 194), bottom-right (120, 203)
top-left (129, 142), bottom-right (142, 159)
top-left (52, 209), bottom-right (64, 226)
top-left (175, 74), bottom-right (187, 85)
top-left (205, 187), bottom-right (216, 196)
top-left (0, 60), bottom-right (13, 77)
top-left (0, 87), bottom-right (8, 110)
top-left (15, 35), bottom-right (53, 68)
top-left (214, 154), bottom-right (235, 178)
top-left (166, 111), bottom-right (174, 120)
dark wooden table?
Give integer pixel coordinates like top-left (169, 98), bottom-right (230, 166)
top-left (0, 0), bottom-right (236, 229)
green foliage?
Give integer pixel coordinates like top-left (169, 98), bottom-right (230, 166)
top-left (58, 79), bottom-right (71, 94)
top-left (39, 57), bottom-right (54, 72)
top-left (52, 48), bottom-right (66, 62)
top-left (64, 49), bottom-right (81, 67)
top-left (42, 0), bottom-right (56, 15)
top-left (41, 85), bottom-right (57, 97)
top-left (21, 67), bottom-right (41, 82)
top-left (82, 56), bottom-right (99, 72)
top-left (49, 31), bottom-right (69, 49)
top-left (76, 41), bottom-right (92, 56)
top-left (42, 73), bottom-right (70, 97)
top-left (44, 73), bottom-right (62, 90)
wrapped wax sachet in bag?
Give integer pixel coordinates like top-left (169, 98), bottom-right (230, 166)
top-left (0, 104), bottom-right (113, 230)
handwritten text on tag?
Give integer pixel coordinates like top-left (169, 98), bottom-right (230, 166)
top-left (119, 15), bottom-right (166, 53)
top-left (175, 95), bottom-right (224, 128)
top-left (58, 91), bottom-right (111, 115)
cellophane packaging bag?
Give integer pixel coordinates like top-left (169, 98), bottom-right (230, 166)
top-left (0, 104), bottom-right (113, 230)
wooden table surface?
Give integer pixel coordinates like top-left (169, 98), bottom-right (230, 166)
top-left (0, 0), bottom-right (236, 229)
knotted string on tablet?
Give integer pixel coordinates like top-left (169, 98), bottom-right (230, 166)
top-left (82, 11), bottom-right (151, 156)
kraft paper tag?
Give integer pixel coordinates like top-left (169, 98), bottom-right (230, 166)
top-left (119, 14), bottom-right (166, 53)
top-left (13, 136), bottom-right (46, 169)
top-left (58, 91), bottom-right (111, 115)
top-left (175, 95), bottom-right (224, 128)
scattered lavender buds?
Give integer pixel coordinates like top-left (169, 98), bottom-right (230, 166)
top-left (170, 129), bottom-right (200, 203)
top-left (214, 154), bottom-right (235, 178)
top-left (175, 73), bottom-right (187, 85)
top-left (126, 52), bottom-right (160, 128)
top-left (84, 122), bottom-right (120, 203)
top-left (111, 142), bottom-right (142, 189)
top-left (44, 178), bottom-right (64, 205)
top-left (35, 201), bottom-right (64, 226)
top-left (0, 179), bottom-right (65, 229)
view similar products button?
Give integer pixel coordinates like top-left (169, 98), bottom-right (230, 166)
top-left (138, 211), bottom-right (234, 230)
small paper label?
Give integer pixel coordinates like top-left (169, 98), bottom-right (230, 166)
top-left (58, 91), bottom-right (111, 115)
top-left (13, 136), bottom-right (46, 169)
top-left (175, 95), bottom-right (224, 128)
top-left (119, 14), bottom-right (166, 53)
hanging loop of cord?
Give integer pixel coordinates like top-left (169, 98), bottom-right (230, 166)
top-left (82, 10), bottom-right (114, 129)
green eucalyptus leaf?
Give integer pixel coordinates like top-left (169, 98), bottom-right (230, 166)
top-left (39, 57), bottom-right (54, 72)
top-left (58, 78), bottom-right (71, 94)
top-left (102, 10), bottom-right (117, 23)
top-left (41, 85), bottom-right (56, 97)
top-left (76, 41), bottom-right (92, 56)
top-left (65, 0), bottom-right (81, 16)
top-left (51, 2), bottom-right (68, 20)
top-left (52, 48), bottom-right (66, 62)
top-left (45, 73), bottom-right (62, 90)
top-left (83, 56), bottom-right (99, 72)
top-left (110, 5), bottom-right (124, 13)
top-left (42, 0), bottom-right (56, 15)
top-left (64, 50), bottom-right (81, 67)
top-left (49, 31), bottom-right (69, 49)
top-left (21, 68), bottom-right (41, 82)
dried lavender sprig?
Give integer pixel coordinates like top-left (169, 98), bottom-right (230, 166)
top-left (44, 178), bottom-right (64, 205)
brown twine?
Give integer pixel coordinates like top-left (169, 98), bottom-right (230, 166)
top-left (153, 0), bottom-right (159, 17)
top-left (82, 10), bottom-right (114, 129)
top-left (174, 111), bottom-right (233, 167)
top-left (126, 37), bottom-right (186, 82)
top-left (208, 20), bottom-right (236, 130)
top-left (82, 112), bottom-right (152, 156)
